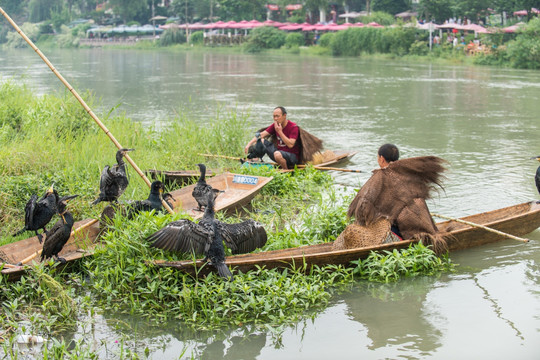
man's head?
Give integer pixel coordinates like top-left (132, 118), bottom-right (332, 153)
top-left (273, 106), bottom-right (288, 126)
top-left (377, 143), bottom-right (399, 168)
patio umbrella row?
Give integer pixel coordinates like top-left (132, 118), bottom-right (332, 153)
top-left (160, 20), bottom-right (383, 32)
top-left (418, 21), bottom-right (527, 34)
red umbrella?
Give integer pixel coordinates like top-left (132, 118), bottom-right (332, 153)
top-left (263, 20), bottom-right (282, 27)
top-left (367, 22), bottom-right (383, 27)
top-left (461, 24), bottom-right (491, 34)
top-left (223, 20), bottom-right (237, 29)
top-left (203, 21), bottom-right (226, 29)
top-left (279, 23), bottom-right (302, 31)
top-left (247, 20), bottom-right (264, 28)
top-left (231, 20), bottom-right (250, 29)
top-left (503, 22), bottom-right (525, 33)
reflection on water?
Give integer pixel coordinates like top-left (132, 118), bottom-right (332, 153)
top-left (1, 49), bottom-right (540, 359)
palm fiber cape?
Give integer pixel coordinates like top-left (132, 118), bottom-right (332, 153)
top-left (347, 156), bottom-right (448, 253)
top-left (258, 126), bottom-right (323, 164)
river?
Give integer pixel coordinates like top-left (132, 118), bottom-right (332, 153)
top-left (1, 48), bottom-right (540, 359)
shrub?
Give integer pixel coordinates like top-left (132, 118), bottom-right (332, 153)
top-left (409, 40), bottom-right (429, 56)
top-left (319, 32), bottom-right (334, 48)
top-left (159, 27), bottom-right (186, 46)
top-left (505, 18), bottom-right (540, 69)
top-left (190, 30), bottom-right (204, 44)
top-left (244, 26), bottom-right (285, 53)
top-left (360, 11), bottom-right (395, 26)
top-left (5, 22), bottom-right (39, 48)
top-left (285, 32), bottom-right (304, 48)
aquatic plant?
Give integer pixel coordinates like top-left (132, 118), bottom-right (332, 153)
top-left (351, 242), bottom-right (455, 283)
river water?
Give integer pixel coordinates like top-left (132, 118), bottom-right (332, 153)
top-left (1, 48), bottom-right (540, 359)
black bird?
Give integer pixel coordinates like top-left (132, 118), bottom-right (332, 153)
top-left (92, 148), bottom-right (134, 205)
top-left (246, 132), bottom-right (267, 162)
top-left (126, 181), bottom-right (166, 219)
top-left (41, 195), bottom-right (78, 263)
top-left (148, 191), bottom-right (267, 280)
top-left (13, 185), bottom-right (59, 243)
top-left (531, 155), bottom-right (540, 203)
top-left (192, 163), bottom-right (221, 212)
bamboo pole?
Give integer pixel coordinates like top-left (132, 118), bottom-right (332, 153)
top-left (431, 213), bottom-right (530, 243)
top-left (198, 153), bottom-right (362, 173)
top-left (0, 7), bottom-right (173, 214)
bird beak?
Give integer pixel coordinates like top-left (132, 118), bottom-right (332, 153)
top-left (121, 148), bottom-right (135, 154)
top-left (530, 156), bottom-right (540, 161)
top-left (60, 194), bottom-right (79, 203)
top-left (47, 184), bottom-right (54, 194)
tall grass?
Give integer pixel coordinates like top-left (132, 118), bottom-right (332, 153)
top-left (0, 82), bottom-right (253, 241)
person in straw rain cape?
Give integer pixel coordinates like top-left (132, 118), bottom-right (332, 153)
top-left (333, 144), bottom-right (448, 254)
top-left (244, 106), bottom-right (323, 169)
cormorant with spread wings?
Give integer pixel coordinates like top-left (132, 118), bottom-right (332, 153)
top-left (148, 191), bottom-right (267, 279)
top-left (12, 184), bottom-right (59, 243)
top-left (92, 148), bottom-right (134, 205)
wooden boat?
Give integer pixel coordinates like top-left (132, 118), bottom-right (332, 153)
top-left (0, 172), bottom-right (273, 281)
top-left (153, 201), bottom-right (540, 276)
top-left (241, 149), bottom-right (358, 171)
top-left (145, 169), bottom-right (215, 186)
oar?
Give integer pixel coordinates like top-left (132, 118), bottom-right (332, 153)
top-left (431, 213), bottom-right (530, 243)
top-left (18, 218), bottom-right (99, 265)
top-left (199, 153), bottom-right (243, 161)
top-left (295, 164), bottom-right (362, 173)
top-left (198, 153), bottom-right (363, 173)
top-left (0, 7), bottom-right (173, 215)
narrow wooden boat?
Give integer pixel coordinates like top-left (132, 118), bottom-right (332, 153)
top-left (313, 150), bottom-right (358, 167)
top-left (153, 201), bottom-right (540, 276)
top-left (145, 169), bottom-right (215, 186)
top-left (242, 149), bottom-right (358, 171)
top-left (0, 173), bottom-right (272, 281)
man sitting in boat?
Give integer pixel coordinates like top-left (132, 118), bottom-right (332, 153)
top-left (333, 144), bottom-right (448, 254)
top-left (244, 106), bottom-right (322, 170)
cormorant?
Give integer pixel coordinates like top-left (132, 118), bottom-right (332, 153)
top-left (192, 163), bottom-right (221, 212)
top-left (126, 180), bottom-right (166, 218)
top-left (12, 185), bottom-right (59, 243)
top-left (148, 191), bottom-right (267, 280)
top-left (40, 194), bottom-right (78, 263)
top-left (246, 132), bottom-right (267, 162)
top-left (92, 148), bottom-right (134, 205)
top-left (531, 155), bottom-right (540, 203)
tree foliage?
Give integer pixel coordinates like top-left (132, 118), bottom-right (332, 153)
top-left (371, 0), bottom-right (410, 15)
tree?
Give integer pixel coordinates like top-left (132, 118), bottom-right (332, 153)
top-left (371, 0), bottom-right (410, 15)
top-left (0, 0), bottom-right (27, 18)
top-left (214, 0), bottom-right (266, 21)
top-left (418, 0), bottom-right (454, 23)
top-left (453, 0), bottom-right (490, 22)
top-left (109, 0), bottom-right (147, 24)
top-left (28, 0), bottom-right (63, 22)
top-left (515, 0), bottom-right (540, 19)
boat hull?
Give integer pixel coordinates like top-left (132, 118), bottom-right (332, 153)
top-left (1, 173), bottom-right (273, 281)
top-left (154, 201), bottom-right (540, 276)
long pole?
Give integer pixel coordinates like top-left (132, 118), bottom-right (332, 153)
top-left (0, 7), bottom-right (174, 214)
top-left (431, 213), bottom-right (530, 243)
top-left (198, 154), bottom-right (362, 173)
